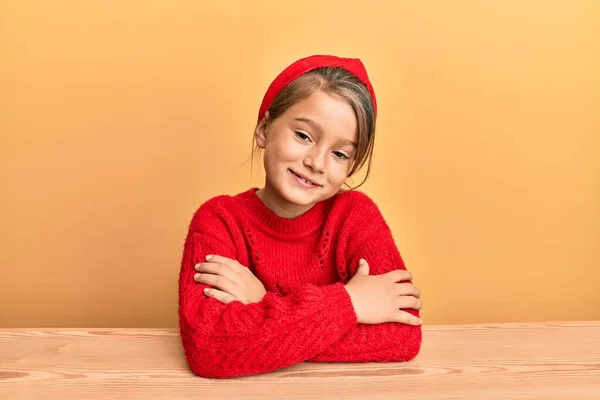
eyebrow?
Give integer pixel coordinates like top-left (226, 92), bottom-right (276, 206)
top-left (294, 117), bottom-right (357, 148)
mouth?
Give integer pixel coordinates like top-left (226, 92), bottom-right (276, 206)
top-left (289, 169), bottom-right (322, 188)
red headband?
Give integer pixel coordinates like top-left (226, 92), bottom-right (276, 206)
top-left (257, 55), bottom-right (377, 121)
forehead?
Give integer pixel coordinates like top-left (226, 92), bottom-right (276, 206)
top-left (283, 90), bottom-right (358, 142)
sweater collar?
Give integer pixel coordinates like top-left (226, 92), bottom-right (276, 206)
top-left (237, 188), bottom-right (328, 236)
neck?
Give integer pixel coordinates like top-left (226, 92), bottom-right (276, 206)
top-left (256, 180), bottom-right (315, 219)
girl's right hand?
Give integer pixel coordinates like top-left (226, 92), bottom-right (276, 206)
top-left (344, 259), bottom-right (423, 326)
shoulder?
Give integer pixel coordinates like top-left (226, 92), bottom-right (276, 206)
top-left (187, 188), bottom-right (253, 234)
top-left (325, 189), bottom-right (389, 243)
top-left (330, 189), bottom-right (385, 222)
top-left (329, 189), bottom-right (393, 245)
top-left (329, 190), bottom-right (400, 260)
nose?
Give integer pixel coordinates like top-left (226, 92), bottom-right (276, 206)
top-left (304, 146), bottom-right (326, 173)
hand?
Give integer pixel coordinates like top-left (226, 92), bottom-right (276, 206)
top-left (344, 259), bottom-right (422, 326)
top-left (194, 255), bottom-right (267, 305)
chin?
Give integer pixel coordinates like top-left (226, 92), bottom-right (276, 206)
top-left (281, 188), bottom-right (319, 206)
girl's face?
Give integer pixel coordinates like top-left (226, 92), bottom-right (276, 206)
top-left (255, 90), bottom-right (358, 217)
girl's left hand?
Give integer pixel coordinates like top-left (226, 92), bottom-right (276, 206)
top-left (194, 255), bottom-right (267, 305)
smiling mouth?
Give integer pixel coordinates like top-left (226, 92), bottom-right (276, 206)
top-left (289, 169), bottom-right (322, 187)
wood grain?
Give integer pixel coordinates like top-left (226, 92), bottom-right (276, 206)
top-left (1, 322), bottom-right (599, 399)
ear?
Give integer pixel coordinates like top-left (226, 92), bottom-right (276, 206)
top-left (254, 111), bottom-right (270, 148)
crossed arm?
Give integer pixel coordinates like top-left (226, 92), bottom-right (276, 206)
top-left (179, 224), bottom-right (422, 378)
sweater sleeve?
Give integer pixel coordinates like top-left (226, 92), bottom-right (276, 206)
top-left (308, 197), bottom-right (422, 363)
top-left (178, 210), bottom-right (358, 378)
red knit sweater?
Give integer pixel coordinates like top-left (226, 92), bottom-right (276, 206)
top-left (178, 188), bottom-right (422, 378)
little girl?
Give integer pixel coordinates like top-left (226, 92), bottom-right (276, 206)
top-left (178, 55), bottom-right (423, 379)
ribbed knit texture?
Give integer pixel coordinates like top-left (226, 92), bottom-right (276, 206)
top-left (178, 188), bottom-right (422, 378)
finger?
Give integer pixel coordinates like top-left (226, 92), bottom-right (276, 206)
top-left (205, 255), bottom-right (247, 274)
top-left (355, 259), bottom-right (370, 276)
top-left (395, 283), bottom-right (421, 298)
top-left (392, 310), bottom-right (422, 326)
top-left (394, 295), bottom-right (423, 311)
top-left (204, 288), bottom-right (237, 305)
top-left (387, 269), bottom-right (413, 282)
top-left (194, 273), bottom-right (239, 296)
top-left (195, 262), bottom-right (238, 281)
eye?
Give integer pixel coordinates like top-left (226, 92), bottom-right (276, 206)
top-left (333, 151), bottom-right (349, 160)
top-left (294, 131), bottom-right (311, 141)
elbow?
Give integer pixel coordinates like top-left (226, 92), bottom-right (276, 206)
top-left (187, 359), bottom-right (236, 379)
top-left (183, 344), bottom-right (243, 379)
top-left (185, 354), bottom-right (215, 378)
top-left (182, 342), bottom-right (296, 378)
top-left (403, 333), bottom-right (422, 361)
top-left (180, 334), bottom-right (245, 379)
top-left (394, 324), bottom-right (422, 362)
top-left (180, 333), bottom-right (278, 379)
top-left (184, 349), bottom-right (279, 379)
top-left (374, 324), bottom-right (422, 363)
top-left (178, 303), bottom-right (242, 378)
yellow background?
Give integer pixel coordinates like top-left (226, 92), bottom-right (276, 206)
top-left (1, 1), bottom-right (598, 327)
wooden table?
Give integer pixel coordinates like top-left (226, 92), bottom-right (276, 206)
top-left (1, 322), bottom-right (599, 399)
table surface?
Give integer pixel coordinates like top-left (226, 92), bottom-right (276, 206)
top-left (1, 321), bottom-right (599, 399)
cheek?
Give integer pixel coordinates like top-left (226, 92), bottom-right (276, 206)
top-left (269, 137), bottom-right (305, 162)
top-left (263, 140), bottom-right (297, 175)
top-left (327, 162), bottom-right (351, 185)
